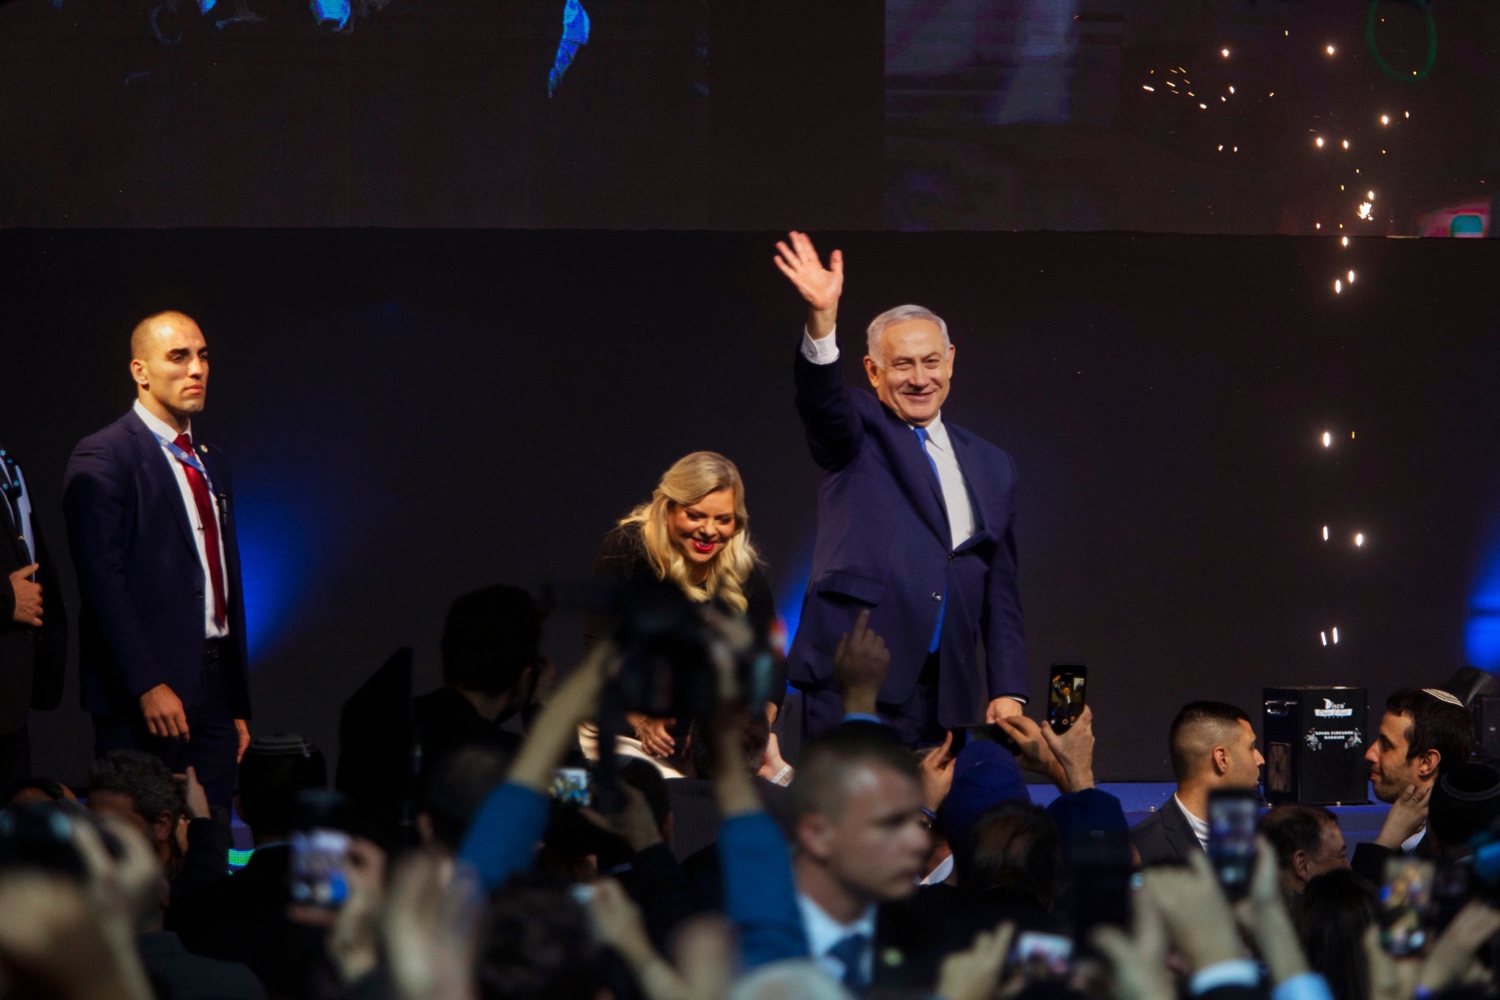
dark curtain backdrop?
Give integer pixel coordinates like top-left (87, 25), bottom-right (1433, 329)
top-left (3, 229), bottom-right (1498, 783)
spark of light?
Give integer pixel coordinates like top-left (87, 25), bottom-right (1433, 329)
top-left (1222, 48), bottom-right (1230, 57)
top-left (1381, 115), bottom-right (1390, 125)
top-left (1358, 202), bottom-right (1373, 219)
top-left (1348, 270), bottom-right (1356, 283)
top-left (1326, 44), bottom-right (1336, 55)
top-left (1335, 279), bottom-right (1343, 294)
top-left (1315, 137), bottom-right (1325, 148)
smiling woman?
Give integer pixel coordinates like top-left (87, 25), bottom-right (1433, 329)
top-left (583, 452), bottom-right (780, 766)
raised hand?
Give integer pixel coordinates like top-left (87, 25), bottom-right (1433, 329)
top-left (773, 231), bottom-right (844, 332)
top-left (833, 609), bottom-right (889, 716)
top-left (918, 732), bottom-right (956, 812)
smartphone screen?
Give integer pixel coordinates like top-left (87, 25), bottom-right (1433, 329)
top-left (551, 767), bottom-right (592, 808)
top-left (1207, 789), bottom-right (1259, 901)
top-left (962, 723), bottom-right (1020, 755)
top-left (1011, 931), bottom-right (1074, 979)
top-left (1380, 857), bottom-right (1436, 956)
top-left (289, 789), bottom-right (351, 910)
top-left (1047, 664), bottom-right (1087, 733)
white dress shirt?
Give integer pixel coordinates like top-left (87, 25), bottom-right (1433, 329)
top-left (801, 326), bottom-right (976, 549)
top-left (133, 400), bottom-right (229, 639)
top-left (796, 892), bottom-right (877, 987)
top-left (1175, 793), bottom-right (1210, 852)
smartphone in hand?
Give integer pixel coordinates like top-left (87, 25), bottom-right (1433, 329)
top-left (1380, 857), bottom-right (1436, 956)
top-left (289, 789), bottom-right (352, 910)
top-left (1047, 664), bottom-right (1086, 734)
top-left (1207, 788), bottom-right (1260, 902)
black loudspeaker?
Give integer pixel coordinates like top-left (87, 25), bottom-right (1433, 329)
top-left (1263, 687), bottom-right (1370, 806)
top-left (1472, 696), bottom-right (1500, 760)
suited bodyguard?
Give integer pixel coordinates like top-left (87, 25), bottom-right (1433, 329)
top-left (63, 312), bottom-right (251, 810)
top-left (774, 231), bottom-right (1028, 748)
top-left (0, 445), bottom-right (67, 785)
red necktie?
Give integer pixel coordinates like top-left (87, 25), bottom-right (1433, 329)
top-left (174, 433), bottom-right (227, 629)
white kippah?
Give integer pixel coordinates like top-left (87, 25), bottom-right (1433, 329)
top-left (1421, 688), bottom-right (1464, 707)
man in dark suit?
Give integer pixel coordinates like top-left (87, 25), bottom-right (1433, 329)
top-left (1131, 701), bottom-right (1263, 867)
top-left (774, 231), bottom-right (1027, 747)
top-left (0, 445), bottom-right (67, 785)
top-left (64, 311), bottom-right (251, 809)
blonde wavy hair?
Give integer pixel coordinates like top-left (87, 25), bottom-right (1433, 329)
top-left (620, 451), bottom-right (759, 613)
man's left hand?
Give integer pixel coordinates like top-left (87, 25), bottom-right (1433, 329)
top-left (234, 719), bottom-right (250, 763)
top-left (986, 697), bottom-right (1023, 723)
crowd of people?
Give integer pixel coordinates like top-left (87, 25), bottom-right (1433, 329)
top-left (2, 234), bottom-right (1499, 999)
top-left (2, 588), bottom-right (1500, 1000)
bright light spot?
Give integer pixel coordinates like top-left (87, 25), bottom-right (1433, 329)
top-left (1355, 533), bottom-right (1365, 547)
top-left (1326, 44), bottom-right (1336, 55)
top-left (1335, 279), bottom-right (1343, 294)
top-left (1165, 80), bottom-right (1176, 87)
top-left (1342, 139), bottom-right (1350, 149)
top-left (1348, 270), bottom-right (1356, 284)
top-left (1143, 85), bottom-right (1155, 91)
top-left (1229, 86), bottom-right (1235, 94)
top-left (1218, 144), bottom-right (1224, 151)
top-left (1322, 432), bottom-right (1332, 447)
top-left (1405, 110), bottom-right (1410, 118)
top-left (1367, 190), bottom-right (1375, 200)
top-left (1199, 103), bottom-right (1208, 109)
top-left (1332, 627), bottom-right (1340, 644)
top-left (1341, 236), bottom-right (1349, 246)
top-left (1221, 96), bottom-right (1226, 102)
top-left (1315, 223), bottom-right (1322, 229)
top-left (1358, 202), bottom-right (1373, 220)
top-left (1321, 631), bottom-right (1328, 646)
top-left (1269, 92), bottom-right (1275, 97)
top-left (1315, 137), bottom-right (1325, 148)
top-left (1323, 526), bottom-right (1330, 541)
top-left (1381, 114), bottom-right (1390, 125)
top-left (1233, 146), bottom-right (1238, 152)
top-left (1222, 48), bottom-right (1230, 57)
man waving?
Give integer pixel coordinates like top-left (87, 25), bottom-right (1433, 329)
top-left (776, 232), bottom-right (1027, 747)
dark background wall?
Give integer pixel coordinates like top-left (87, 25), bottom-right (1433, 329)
top-left (4, 228), bottom-right (1498, 783)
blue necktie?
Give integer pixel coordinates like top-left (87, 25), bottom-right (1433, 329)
top-left (915, 427), bottom-right (947, 654)
top-left (828, 932), bottom-right (870, 994)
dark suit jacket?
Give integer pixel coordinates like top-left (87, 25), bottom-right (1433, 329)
top-left (0, 449), bottom-right (67, 733)
top-left (1130, 794), bottom-right (1202, 867)
top-left (138, 931), bottom-right (266, 1000)
top-left (788, 350), bottom-right (1026, 728)
top-left (63, 409), bottom-right (251, 719)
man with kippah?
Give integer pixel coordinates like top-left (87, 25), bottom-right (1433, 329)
top-left (1354, 686), bottom-right (1477, 881)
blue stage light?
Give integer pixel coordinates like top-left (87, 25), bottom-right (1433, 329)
top-left (775, 548), bottom-right (814, 655)
top-left (1467, 553), bottom-right (1500, 672)
top-left (310, 0), bottom-right (351, 30)
top-left (547, 0), bottom-right (591, 98)
top-left (235, 485), bottom-right (316, 663)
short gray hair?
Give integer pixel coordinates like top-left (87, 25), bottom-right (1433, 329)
top-left (728, 962), bottom-right (853, 1000)
top-left (865, 304), bottom-right (950, 367)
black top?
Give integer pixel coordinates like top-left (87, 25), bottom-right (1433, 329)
top-left (584, 523), bottom-right (777, 650)
top-left (585, 522), bottom-right (785, 712)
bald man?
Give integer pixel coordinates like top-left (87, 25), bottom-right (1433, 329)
top-left (63, 312), bottom-right (251, 810)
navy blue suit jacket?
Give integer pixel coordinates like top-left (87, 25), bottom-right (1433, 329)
top-left (63, 410), bottom-right (251, 719)
top-left (788, 350), bottom-right (1026, 728)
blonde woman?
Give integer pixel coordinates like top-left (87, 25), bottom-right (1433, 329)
top-left (585, 451), bottom-right (779, 761)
